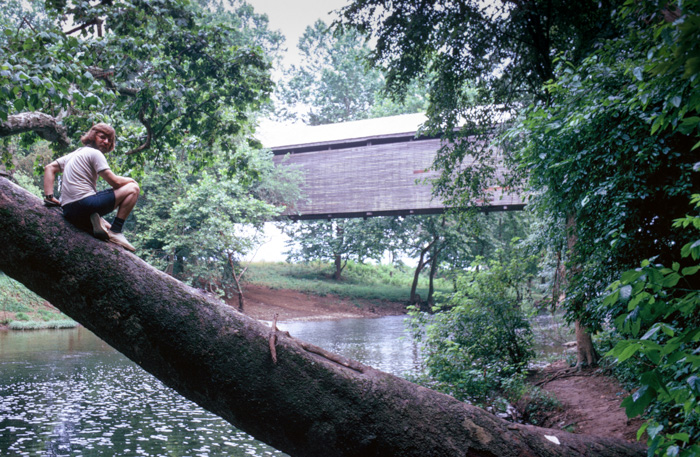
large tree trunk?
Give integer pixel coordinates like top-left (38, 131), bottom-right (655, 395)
top-left (0, 178), bottom-right (645, 457)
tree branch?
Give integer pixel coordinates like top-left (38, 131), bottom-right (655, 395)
top-left (64, 18), bottom-right (103, 36)
top-left (87, 67), bottom-right (139, 97)
top-left (126, 106), bottom-right (153, 155)
top-left (0, 112), bottom-right (71, 148)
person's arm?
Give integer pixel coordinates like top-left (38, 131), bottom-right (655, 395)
top-left (43, 162), bottom-right (61, 205)
top-left (99, 169), bottom-right (137, 189)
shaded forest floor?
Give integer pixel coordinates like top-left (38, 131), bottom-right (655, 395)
top-left (532, 360), bottom-right (644, 442)
top-left (232, 284), bottom-right (644, 444)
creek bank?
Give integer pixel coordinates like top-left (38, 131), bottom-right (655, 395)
top-left (232, 283), bottom-right (407, 322)
top-left (235, 284), bottom-right (644, 444)
top-left (530, 360), bottom-right (645, 443)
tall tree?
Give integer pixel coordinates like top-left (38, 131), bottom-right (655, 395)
top-left (340, 0), bottom-right (620, 207)
top-left (338, 0), bottom-right (627, 365)
top-left (275, 19), bottom-right (427, 125)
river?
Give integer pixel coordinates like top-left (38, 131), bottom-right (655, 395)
top-left (0, 315), bottom-right (416, 456)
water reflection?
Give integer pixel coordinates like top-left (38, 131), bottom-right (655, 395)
top-left (0, 316), bottom-right (417, 456)
top-left (277, 315), bottom-right (421, 377)
top-left (0, 327), bottom-right (286, 457)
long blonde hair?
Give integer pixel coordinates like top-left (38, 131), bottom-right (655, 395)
top-left (80, 123), bottom-right (116, 152)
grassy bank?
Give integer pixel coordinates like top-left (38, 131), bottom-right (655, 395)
top-left (245, 260), bottom-right (450, 303)
top-left (0, 273), bottom-right (77, 330)
top-left (1, 261), bottom-right (438, 329)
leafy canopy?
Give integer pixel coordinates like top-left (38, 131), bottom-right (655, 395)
top-left (1, 0), bottom-right (278, 171)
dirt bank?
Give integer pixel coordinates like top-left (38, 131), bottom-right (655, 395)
top-left (533, 360), bottom-right (644, 442)
top-left (230, 284), bottom-right (407, 322)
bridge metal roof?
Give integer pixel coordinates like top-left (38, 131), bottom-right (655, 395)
top-left (257, 113), bottom-right (430, 153)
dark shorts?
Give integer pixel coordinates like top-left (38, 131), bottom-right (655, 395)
top-left (62, 189), bottom-right (116, 230)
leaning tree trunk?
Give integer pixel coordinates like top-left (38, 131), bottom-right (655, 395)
top-left (0, 178), bottom-right (644, 457)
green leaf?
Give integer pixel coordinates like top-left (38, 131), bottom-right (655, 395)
top-left (668, 433), bottom-right (689, 443)
top-left (13, 97), bottom-right (25, 111)
top-left (663, 273), bottom-right (681, 288)
top-left (681, 265), bottom-right (699, 276)
top-left (647, 423), bottom-right (664, 439)
top-left (616, 342), bottom-right (641, 362)
top-left (636, 422), bottom-right (649, 441)
top-left (622, 385), bottom-right (655, 417)
top-left (688, 375), bottom-right (700, 394)
top-left (633, 67), bottom-right (643, 81)
top-left (603, 289), bottom-right (620, 306)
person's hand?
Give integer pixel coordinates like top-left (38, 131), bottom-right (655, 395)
top-left (43, 195), bottom-right (60, 207)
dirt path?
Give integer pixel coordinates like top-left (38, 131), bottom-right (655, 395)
top-left (534, 360), bottom-right (644, 442)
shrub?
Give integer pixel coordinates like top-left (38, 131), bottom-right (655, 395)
top-left (408, 258), bottom-right (535, 406)
top-left (9, 320), bottom-right (77, 330)
top-left (606, 195), bottom-right (700, 457)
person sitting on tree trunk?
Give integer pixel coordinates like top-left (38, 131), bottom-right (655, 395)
top-left (43, 123), bottom-right (140, 252)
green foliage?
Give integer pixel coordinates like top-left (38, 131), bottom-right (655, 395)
top-left (510, 1), bottom-right (699, 330)
top-left (8, 319), bottom-right (77, 330)
top-left (245, 261), bottom-right (445, 303)
top-left (1, 0), bottom-right (277, 170)
top-left (606, 195), bottom-right (700, 457)
top-left (0, 273), bottom-right (74, 326)
top-left (282, 217), bottom-right (394, 279)
top-left (13, 312), bottom-right (30, 321)
top-left (132, 144), bottom-right (297, 296)
top-left (340, 0), bottom-right (621, 209)
top-left (408, 257), bottom-right (535, 405)
top-left (8, 170), bottom-right (42, 198)
top-left (0, 272), bottom-right (44, 312)
top-left (275, 19), bottom-right (427, 125)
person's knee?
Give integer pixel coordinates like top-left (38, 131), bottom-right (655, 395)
top-left (126, 182), bottom-right (140, 198)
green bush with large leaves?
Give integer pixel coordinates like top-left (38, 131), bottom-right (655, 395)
top-left (606, 195), bottom-right (700, 457)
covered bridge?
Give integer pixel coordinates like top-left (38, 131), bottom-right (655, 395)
top-left (258, 113), bottom-right (524, 220)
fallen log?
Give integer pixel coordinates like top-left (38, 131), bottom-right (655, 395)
top-left (0, 177), bottom-right (646, 457)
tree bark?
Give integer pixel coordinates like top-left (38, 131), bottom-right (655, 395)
top-left (565, 214), bottom-right (599, 368)
top-left (409, 238), bottom-right (436, 306)
top-left (0, 112), bottom-right (71, 148)
top-left (575, 321), bottom-right (599, 367)
top-left (0, 177), bottom-right (645, 457)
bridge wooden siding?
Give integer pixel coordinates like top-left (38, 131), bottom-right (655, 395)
top-left (259, 114), bottom-right (524, 220)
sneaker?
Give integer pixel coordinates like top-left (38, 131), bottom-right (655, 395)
top-left (107, 230), bottom-right (136, 252)
top-left (90, 213), bottom-right (109, 241)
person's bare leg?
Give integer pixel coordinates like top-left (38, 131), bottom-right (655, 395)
top-left (112, 182), bottom-right (140, 220)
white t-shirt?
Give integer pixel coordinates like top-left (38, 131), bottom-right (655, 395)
top-left (55, 147), bottom-right (110, 205)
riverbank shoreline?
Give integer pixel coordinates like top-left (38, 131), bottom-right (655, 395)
top-left (232, 284), bottom-right (408, 322)
top-left (0, 284), bottom-right (407, 331)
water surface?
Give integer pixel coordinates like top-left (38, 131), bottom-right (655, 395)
top-left (0, 316), bottom-right (415, 456)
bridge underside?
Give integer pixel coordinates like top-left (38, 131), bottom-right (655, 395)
top-left (263, 115), bottom-right (524, 220)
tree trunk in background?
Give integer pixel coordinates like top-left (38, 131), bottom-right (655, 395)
top-left (409, 238), bottom-right (436, 306)
top-left (0, 178), bottom-right (645, 457)
top-left (333, 253), bottom-right (343, 280)
top-left (565, 214), bottom-right (598, 368)
top-left (575, 321), bottom-right (599, 367)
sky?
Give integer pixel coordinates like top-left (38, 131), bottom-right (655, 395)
top-left (247, 0), bottom-right (351, 67)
